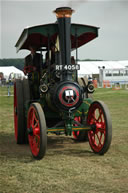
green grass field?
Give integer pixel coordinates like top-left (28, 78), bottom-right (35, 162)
top-left (0, 86), bottom-right (128, 193)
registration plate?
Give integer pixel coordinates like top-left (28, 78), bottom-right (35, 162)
top-left (55, 64), bottom-right (80, 71)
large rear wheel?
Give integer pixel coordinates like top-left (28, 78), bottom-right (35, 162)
top-left (27, 103), bottom-right (47, 160)
top-left (23, 79), bottom-right (30, 143)
top-left (14, 80), bottom-right (26, 144)
top-left (87, 101), bottom-right (112, 155)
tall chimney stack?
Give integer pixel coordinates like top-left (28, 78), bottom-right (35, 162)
top-left (54, 7), bottom-right (74, 80)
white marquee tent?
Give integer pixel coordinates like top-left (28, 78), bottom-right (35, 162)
top-left (0, 66), bottom-right (24, 80)
top-left (78, 60), bottom-right (128, 77)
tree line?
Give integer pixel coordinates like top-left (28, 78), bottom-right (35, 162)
top-left (0, 59), bottom-right (24, 71)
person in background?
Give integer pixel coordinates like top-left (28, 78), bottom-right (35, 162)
top-left (24, 45), bottom-right (43, 99)
top-left (24, 45), bottom-right (42, 75)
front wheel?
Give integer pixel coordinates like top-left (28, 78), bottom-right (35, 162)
top-left (72, 117), bottom-right (88, 142)
top-left (27, 103), bottom-right (47, 160)
top-left (87, 101), bottom-right (112, 155)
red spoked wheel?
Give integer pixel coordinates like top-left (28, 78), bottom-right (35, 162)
top-left (87, 101), bottom-right (112, 155)
top-left (73, 117), bottom-right (88, 142)
top-left (27, 103), bottom-right (47, 160)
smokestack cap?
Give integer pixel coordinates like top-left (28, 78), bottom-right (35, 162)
top-left (54, 7), bottom-right (74, 18)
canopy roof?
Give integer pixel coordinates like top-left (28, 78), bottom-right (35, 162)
top-left (15, 23), bottom-right (99, 52)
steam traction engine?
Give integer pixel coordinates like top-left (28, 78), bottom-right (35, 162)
top-left (14, 7), bottom-right (112, 159)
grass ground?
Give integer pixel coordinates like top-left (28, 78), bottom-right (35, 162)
top-left (0, 86), bottom-right (128, 193)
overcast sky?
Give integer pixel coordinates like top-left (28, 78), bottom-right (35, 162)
top-left (0, 0), bottom-right (128, 60)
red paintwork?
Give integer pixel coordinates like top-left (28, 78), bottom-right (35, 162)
top-left (59, 86), bottom-right (79, 107)
top-left (23, 65), bottom-right (35, 75)
top-left (72, 116), bottom-right (81, 139)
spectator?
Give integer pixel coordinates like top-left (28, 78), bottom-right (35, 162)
top-left (24, 45), bottom-right (43, 99)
